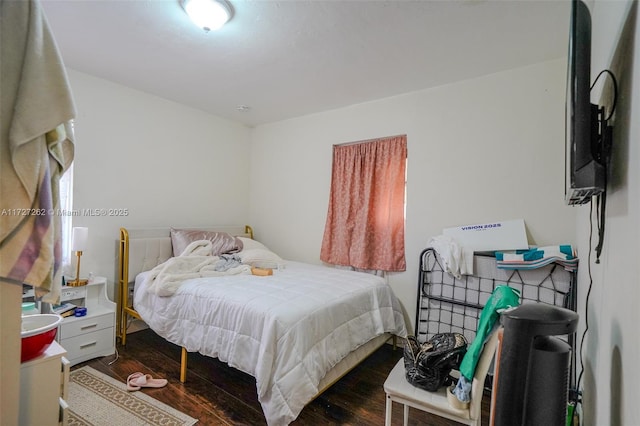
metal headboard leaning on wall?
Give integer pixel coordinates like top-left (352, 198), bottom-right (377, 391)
top-left (415, 247), bottom-right (578, 387)
top-left (116, 225), bottom-right (254, 346)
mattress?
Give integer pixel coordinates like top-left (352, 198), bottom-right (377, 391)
top-left (134, 260), bottom-right (407, 425)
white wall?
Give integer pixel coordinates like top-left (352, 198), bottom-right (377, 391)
top-left (248, 58), bottom-right (576, 330)
top-left (67, 70), bottom-right (252, 298)
top-left (577, 1), bottom-right (639, 424)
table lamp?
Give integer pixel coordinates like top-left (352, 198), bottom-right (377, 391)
top-left (68, 227), bottom-right (88, 287)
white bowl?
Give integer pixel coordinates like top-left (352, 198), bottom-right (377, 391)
top-left (21, 314), bottom-right (64, 338)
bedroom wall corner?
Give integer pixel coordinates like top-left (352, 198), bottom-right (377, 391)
top-left (66, 69), bottom-right (252, 300)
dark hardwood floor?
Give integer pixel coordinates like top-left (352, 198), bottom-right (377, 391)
top-left (78, 329), bottom-right (490, 425)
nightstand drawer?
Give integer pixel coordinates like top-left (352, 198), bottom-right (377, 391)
top-left (60, 312), bottom-right (114, 339)
top-left (60, 327), bottom-right (114, 361)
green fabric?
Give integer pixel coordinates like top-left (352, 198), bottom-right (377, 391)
top-left (459, 285), bottom-right (520, 380)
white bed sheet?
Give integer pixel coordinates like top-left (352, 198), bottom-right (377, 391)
top-left (134, 260), bottom-right (407, 425)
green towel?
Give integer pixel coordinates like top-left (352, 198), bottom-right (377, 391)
top-left (459, 285), bottom-right (520, 380)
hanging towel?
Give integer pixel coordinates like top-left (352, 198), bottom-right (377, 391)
top-left (0, 0), bottom-right (76, 302)
top-left (428, 235), bottom-right (474, 279)
top-left (495, 245), bottom-right (578, 272)
top-left (452, 285), bottom-right (520, 404)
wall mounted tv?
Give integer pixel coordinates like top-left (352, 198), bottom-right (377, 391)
top-left (565, 0), bottom-right (607, 206)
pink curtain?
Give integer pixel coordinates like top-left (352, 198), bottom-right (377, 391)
top-left (320, 135), bottom-right (407, 272)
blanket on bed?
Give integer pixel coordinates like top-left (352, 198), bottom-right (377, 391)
top-left (144, 240), bottom-right (251, 296)
top-left (135, 261), bottom-right (407, 425)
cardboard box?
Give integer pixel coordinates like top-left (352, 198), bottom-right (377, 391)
top-left (443, 219), bottom-right (529, 252)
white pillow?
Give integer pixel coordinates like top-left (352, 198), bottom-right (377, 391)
top-left (238, 248), bottom-right (284, 269)
top-left (238, 237), bottom-right (268, 251)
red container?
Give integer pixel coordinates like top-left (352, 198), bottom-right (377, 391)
top-left (21, 314), bottom-right (63, 363)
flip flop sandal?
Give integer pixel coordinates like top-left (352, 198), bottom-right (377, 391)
top-left (127, 372), bottom-right (144, 391)
top-left (127, 372), bottom-right (168, 391)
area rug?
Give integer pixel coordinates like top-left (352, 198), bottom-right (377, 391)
top-left (67, 366), bottom-right (198, 426)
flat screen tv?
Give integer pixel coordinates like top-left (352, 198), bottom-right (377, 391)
top-left (565, 0), bottom-right (605, 205)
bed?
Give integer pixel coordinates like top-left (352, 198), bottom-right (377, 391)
top-left (117, 225), bottom-right (407, 425)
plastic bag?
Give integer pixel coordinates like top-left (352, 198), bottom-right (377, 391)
top-left (403, 332), bottom-right (468, 392)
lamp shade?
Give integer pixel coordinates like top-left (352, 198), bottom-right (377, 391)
top-left (71, 227), bottom-right (88, 252)
top-left (182, 0), bottom-right (232, 31)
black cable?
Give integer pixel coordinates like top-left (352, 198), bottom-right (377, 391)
top-left (595, 188), bottom-right (606, 263)
top-left (590, 69), bottom-right (618, 120)
top-left (590, 69), bottom-right (617, 262)
top-left (572, 201), bottom-right (597, 424)
top-left (594, 134), bottom-right (607, 263)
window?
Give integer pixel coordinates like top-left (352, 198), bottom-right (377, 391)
top-left (59, 164), bottom-right (73, 271)
top-left (320, 135), bottom-right (407, 272)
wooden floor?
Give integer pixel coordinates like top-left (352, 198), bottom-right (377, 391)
top-left (79, 329), bottom-right (490, 425)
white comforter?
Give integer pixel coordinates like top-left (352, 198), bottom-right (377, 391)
top-left (134, 261), bottom-right (407, 425)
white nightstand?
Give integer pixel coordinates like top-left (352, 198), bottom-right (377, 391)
top-left (57, 276), bottom-right (116, 366)
top-left (19, 341), bottom-right (69, 426)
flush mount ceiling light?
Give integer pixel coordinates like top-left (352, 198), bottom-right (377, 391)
top-left (181, 0), bottom-right (232, 32)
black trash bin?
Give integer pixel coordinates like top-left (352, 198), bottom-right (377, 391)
top-left (492, 303), bottom-right (579, 426)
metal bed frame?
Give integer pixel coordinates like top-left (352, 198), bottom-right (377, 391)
top-left (415, 248), bottom-right (578, 387)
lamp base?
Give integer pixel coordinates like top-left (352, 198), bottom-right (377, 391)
top-left (67, 278), bottom-right (88, 287)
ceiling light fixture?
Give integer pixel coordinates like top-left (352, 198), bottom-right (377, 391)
top-left (181, 0), bottom-right (232, 32)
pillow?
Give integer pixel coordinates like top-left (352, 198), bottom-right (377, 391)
top-left (237, 237), bottom-right (268, 251)
top-left (170, 228), bottom-right (243, 257)
top-left (238, 248), bottom-right (284, 269)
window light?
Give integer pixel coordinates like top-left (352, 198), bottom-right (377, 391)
top-left (182, 0), bottom-right (232, 32)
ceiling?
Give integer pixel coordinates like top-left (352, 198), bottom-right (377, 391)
top-left (41, 0), bottom-right (571, 127)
